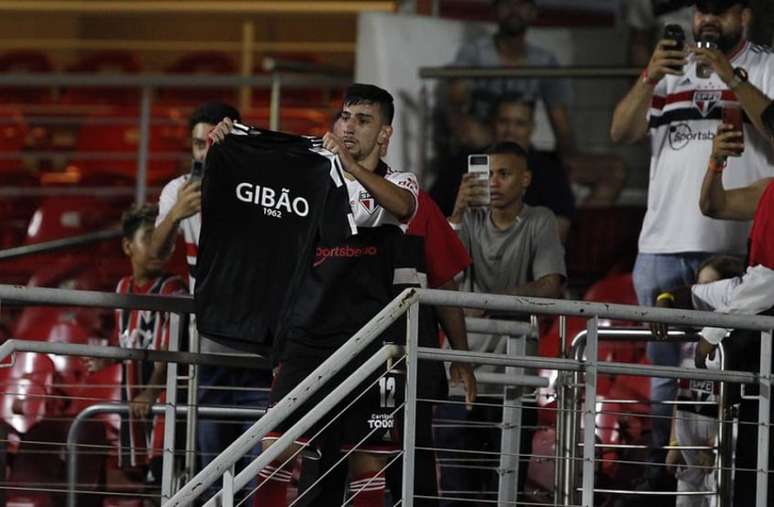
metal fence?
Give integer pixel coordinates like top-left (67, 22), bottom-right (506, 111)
top-left (1, 284), bottom-right (773, 506)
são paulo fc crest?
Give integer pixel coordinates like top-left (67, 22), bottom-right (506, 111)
top-left (693, 90), bottom-right (722, 117)
top-left (358, 191), bottom-right (377, 215)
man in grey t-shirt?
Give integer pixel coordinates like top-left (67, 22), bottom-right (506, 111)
top-left (435, 141), bottom-right (565, 505)
top-left (445, 0), bottom-right (575, 156)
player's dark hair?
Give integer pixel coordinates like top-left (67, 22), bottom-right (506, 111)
top-left (342, 83), bottom-right (395, 125)
top-left (189, 102), bottom-right (241, 131)
top-left (697, 255), bottom-right (745, 280)
top-left (484, 141), bottom-right (529, 164)
top-left (492, 92), bottom-right (536, 120)
top-left (122, 204), bottom-right (158, 240)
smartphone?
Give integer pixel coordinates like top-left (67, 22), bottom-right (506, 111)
top-left (190, 159), bottom-right (204, 182)
top-left (663, 24), bottom-right (685, 72)
top-left (467, 154), bottom-right (490, 207)
top-left (722, 105), bottom-right (745, 156)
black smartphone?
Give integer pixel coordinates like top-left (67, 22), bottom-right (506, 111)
top-left (190, 159), bottom-right (204, 182)
top-left (663, 23), bottom-right (685, 52)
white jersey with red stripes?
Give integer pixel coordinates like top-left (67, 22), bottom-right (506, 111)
top-left (114, 274), bottom-right (188, 468)
top-left (345, 160), bottom-right (418, 229)
top-left (157, 174), bottom-right (200, 291)
top-left (641, 41), bottom-right (774, 255)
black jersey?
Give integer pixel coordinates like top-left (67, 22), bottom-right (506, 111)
top-left (195, 128), bottom-right (353, 352)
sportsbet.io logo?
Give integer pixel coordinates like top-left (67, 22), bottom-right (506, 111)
top-left (668, 123), bottom-right (715, 151)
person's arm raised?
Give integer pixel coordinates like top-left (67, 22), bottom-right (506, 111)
top-left (610, 39), bottom-right (687, 144)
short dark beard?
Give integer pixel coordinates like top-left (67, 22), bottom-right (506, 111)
top-left (694, 25), bottom-right (743, 53)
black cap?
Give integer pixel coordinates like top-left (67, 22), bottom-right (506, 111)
top-left (695, 0), bottom-right (750, 13)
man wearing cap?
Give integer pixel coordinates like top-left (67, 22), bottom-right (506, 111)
top-left (610, 0), bottom-right (774, 497)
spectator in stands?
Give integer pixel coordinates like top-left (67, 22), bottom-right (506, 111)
top-left (431, 93), bottom-right (577, 241)
top-left (660, 255), bottom-right (744, 507)
top-left (626, 0), bottom-right (694, 68)
top-left (149, 102), bottom-right (271, 500)
top-left (649, 107), bottom-right (774, 505)
top-left (87, 204), bottom-right (188, 486)
top-left (438, 0), bottom-right (627, 207)
top-left (610, 0), bottom-right (774, 492)
top-left (437, 141), bottom-right (565, 505)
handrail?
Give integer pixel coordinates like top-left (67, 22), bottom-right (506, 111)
top-left (417, 288), bottom-right (774, 332)
top-left (67, 403), bottom-right (266, 507)
top-left (164, 290), bottom-right (419, 506)
top-left (0, 227), bottom-right (121, 261)
top-left (0, 284), bottom-right (194, 313)
top-left (418, 65), bottom-right (641, 80)
top-left (0, 338), bottom-right (268, 370)
top-left (464, 316), bottom-right (535, 337)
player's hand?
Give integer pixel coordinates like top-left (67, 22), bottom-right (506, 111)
top-left (450, 173), bottom-right (487, 224)
top-left (208, 117), bottom-right (234, 144)
top-left (129, 390), bottom-right (155, 419)
top-left (694, 337), bottom-right (716, 369)
top-left (650, 297), bottom-right (673, 340)
top-left (172, 179), bottom-right (202, 222)
top-left (712, 124), bottom-right (744, 161)
top-left (645, 39), bottom-right (689, 83)
top-left (449, 362), bottom-right (477, 410)
top-left (322, 131), bottom-right (359, 174)
top-left (692, 45), bottom-right (734, 84)
top-left (666, 447), bottom-right (685, 474)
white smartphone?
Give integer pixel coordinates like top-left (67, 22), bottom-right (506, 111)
top-left (467, 154), bottom-right (490, 207)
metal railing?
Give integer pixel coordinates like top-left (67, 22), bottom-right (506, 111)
top-left (163, 287), bottom-right (774, 507)
top-left (563, 327), bottom-right (732, 505)
top-left (2, 284), bottom-right (773, 506)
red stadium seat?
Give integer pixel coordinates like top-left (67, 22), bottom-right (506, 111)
top-left (158, 51), bottom-right (238, 106)
top-left (61, 51), bottom-right (142, 106)
top-left (5, 494), bottom-right (56, 507)
top-left (68, 113), bottom-right (186, 185)
top-left (0, 106), bottom-right (29, 173)
top-left (0, 50), bottom-right (54, 104)
top-left (243, 106), bottom-right (331, 137)
top-left (0, 352), bottom-right (56, 434)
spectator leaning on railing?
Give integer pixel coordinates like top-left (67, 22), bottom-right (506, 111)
top-left (86, 205), bottom-right (188, 487)
top-left (658, 255), bottom-right (744, 507)
top-left (610, 0), bottom-right (774, 493)
top-left (652, 107), bottom-right (774, 505)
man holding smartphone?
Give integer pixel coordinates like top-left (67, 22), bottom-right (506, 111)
top-left (150, 102), bottom-right (272, 502)
top-left (439, 141), bottom-right (565, 505)
top-left (610, 0), bottom-right (774, 496)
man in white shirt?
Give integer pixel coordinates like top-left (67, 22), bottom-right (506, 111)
top-left (610, 0), bottom-right (774, 486)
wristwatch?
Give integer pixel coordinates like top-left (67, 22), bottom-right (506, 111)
top-left (727, 67), bottom-right (749, 90)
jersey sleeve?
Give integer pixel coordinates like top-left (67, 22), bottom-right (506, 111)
top-left (156, 179), bottom-right (181, 228)
top-left (410, 193), bottom-right (472, 288)
top-left (530, 210), bottom-right (567, 281)
top-left (386, 170), bottom-right (420, 224)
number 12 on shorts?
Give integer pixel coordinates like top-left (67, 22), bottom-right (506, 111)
top-left (379, 376), bottom-right (396, 408)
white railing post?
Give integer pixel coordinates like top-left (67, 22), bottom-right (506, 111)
top-left (581, 317), bottom-right (598, 507)
top-left (757, 330), bottom-right (772, 507)
top-left (222, 465), bottom-right (235, 507)
top-left (401, 300), bottom-right (420, 507)
top-left (161, 312), bottom-right (184, 501)
top-left (497, 333), bottom-right (525, 505)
